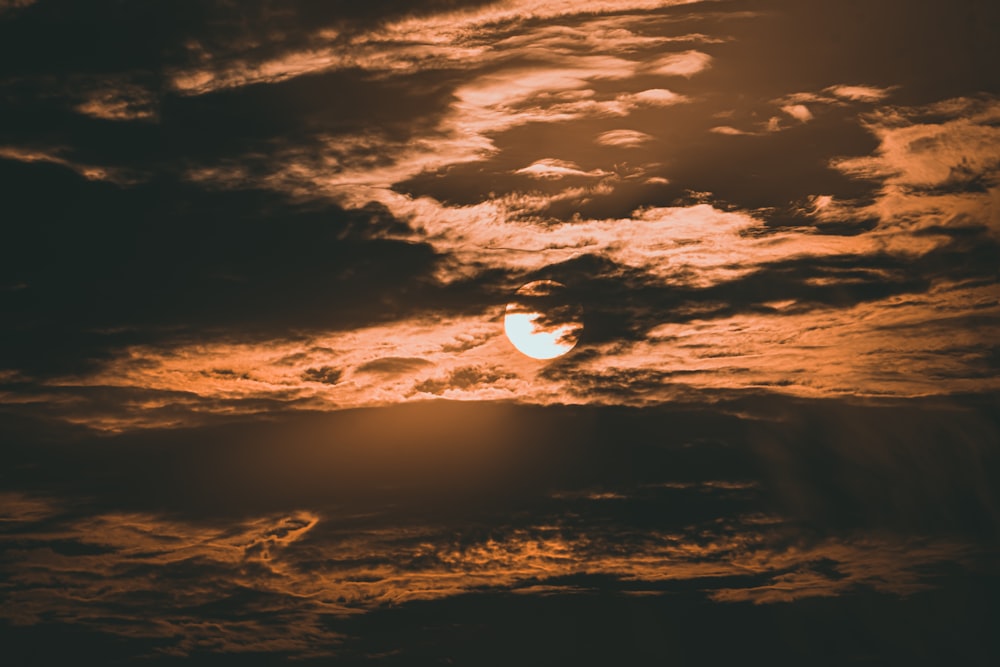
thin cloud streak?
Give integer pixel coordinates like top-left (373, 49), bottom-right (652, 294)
top-left (826, 84), bottom-right (895, 103)
top-left (595, 129), bottom-right (655, 147)
top-left (0, 146), bottom-right (135, 183)
top-left (515, 158), bottom-right (611, 179)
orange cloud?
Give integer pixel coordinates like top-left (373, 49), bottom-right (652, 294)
top-left (0, 493), bottom-right (982, 657)
top-left (647, 49), bottom-right (712, 77)
top-left (781, 103), bottom-right (813, 123)
top-left (595, 129), bottom-right (654, 147)
top-left (72, 80), bottom-right (158, 121)
top-left (710, 125), bottom-right (752, 135)
top-left (0, 146), bottom-right (136, 183)
top-left (169, 1), bottom-right (704, 95)
top-left (826, 84), bottom-right (895, 103)
top-left (515, 158), bottom-right (611, 179)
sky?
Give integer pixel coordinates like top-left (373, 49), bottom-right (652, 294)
top-left (1, 0), bottom-right (998, 664)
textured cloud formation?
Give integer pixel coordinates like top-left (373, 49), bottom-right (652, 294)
top-left (827, 84), bottom-right (894, 102)
top-left (0, 145), bottom-right (132, 182)
top-left (2, 393), bottom-right (996, 661)
top-left (515, 158), bottom-right (611, 179)
top-left (166, 0), bottom-right (704, 95)
top-left (595, 129), bottom-right (655, 147)
top-left (0, 1), bottom-right (997, 426)
top-left (781, 103), bottom-right (813, 122)
top-left (1, 498), bottom-right (977, 632)
top-left (648, 49), bottom-right (712, 76)
top-left (835, 97), bottom-right (1000, 191)
top-left (9, 91), bottom-right (1000, 427)
top-left (73, 81), bottom-right (158, 121)
top-left (1, 2), bottom-right (999, 665)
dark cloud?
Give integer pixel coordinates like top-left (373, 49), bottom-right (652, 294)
top-left (396, 0), bottom-right (999, 219)
top-left (302, 366), bottom-right (343, 384)
top-left (355, 356), bottom-right (433, 375)
top-left (0, 0), bottom-right (500, 77)
top-left (3, 395), bottom-right (996, 533)
top-left (413, 365), bottom-right (515, 395)
top-left (0, 68), bottom-right (461, 193)
top-left (0, 397), bottom-right (998, 662)
top-left (529, 226), bottom-right (999, 348)
top-left (0, 160), bottom-right (511, 378)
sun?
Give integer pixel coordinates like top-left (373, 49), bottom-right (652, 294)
top-left (503, 280), bottom-right (583, 360)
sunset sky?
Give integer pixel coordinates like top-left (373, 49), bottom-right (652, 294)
top-left (1, 0), bottom-right (998, 664)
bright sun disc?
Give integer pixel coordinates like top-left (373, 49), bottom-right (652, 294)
top-left (503, 280), bottom-right (583, 360)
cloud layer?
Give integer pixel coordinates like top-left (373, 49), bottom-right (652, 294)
top-left (2, 397), bottom-right (997, 661)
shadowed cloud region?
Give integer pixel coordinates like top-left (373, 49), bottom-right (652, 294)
top-left (2, 398), bottom-right (999, 663)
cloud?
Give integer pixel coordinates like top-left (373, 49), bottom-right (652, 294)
top-left (412, 364), bottom-right (518, 396)
top-left (166, 1), bottom-right (704, 95)
top-left (826, 84), bottom-right (894, 102)
top-left (187, 58), bottom-right (678, 199)
top-left (781, 103), bottom-right (813, 123)
top-left (0, 504), bottom-right (343, 655)
top-left (629, 87), bottom-right (686, 106)
top-left (707, 536), bottom-right (980, 604)
top-left (73, 81), bottom-right (158, 121)
top-left (302, 366), bottom-right (344, 385)
top-left (45, 314), bottom-right (526, 429)
top-left (164, 9), bottom-right (698, 203)
top-left (833, 97), bottom-right (1000, 190)
top-left (3, 1), bottom-right (998, 425)
top-left (355, 356), bottom-right (434, 375)
top-left (1, 387), bottom-right (996, 658)
top-left (829, 97), bottom-right (1000, 255)
top-left (609, 280), bottom-right (1000, 398)
top-left (0, 163), bottom-right (453, 379)
top-left (1, 3), bottom-right (998, 660)
top-left (1, 516), bottom-right (980, 656)
top-left (0, 492), bottom-right (58, 524)
top-left (12, 93), bottom-right (1000, 426)
top-left (0, 145), bottom-right (135, 182)
top-left (647, 49), bottom-right (712, 77)
top-left (595, 129), bottom-right (654, 147)
top-left (30, 135), bottom-right (998, 424)
top-left (709, 125), bottom-right (753, 135)
top-left (515, 158), bottom-right (611, 179)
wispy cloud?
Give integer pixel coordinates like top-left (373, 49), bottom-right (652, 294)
top-left (826, 84), bottom-right (895, 103)
top-left (595, 129), bottom-right (655, 147)
top-left (168, 0), bottom-right (705, 95)
top-left (73, 81), bottom-right (158, 122)
top-left (173, 5), bottom-right (701, 200)
top-left (0, 145), bottom-right (137, 182)
top-left (647, 48), bottom-right (712, 76)
top-left (515, 158), bottom-right (611, 179)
